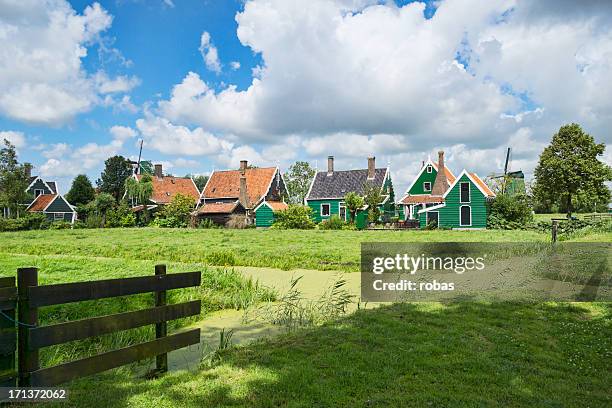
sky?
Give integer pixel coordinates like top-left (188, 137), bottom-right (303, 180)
top-left (0, 0), bottom-right (611, 195)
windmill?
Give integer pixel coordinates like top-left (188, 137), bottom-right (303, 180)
top-left (487, 147), bottom-right (525, 195)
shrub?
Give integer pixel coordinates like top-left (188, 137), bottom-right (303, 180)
top-left (198, 218), bottom-right (219, 229)
top-left (319, 215), bottom-right (344, 230)
top-left (105, 203), bottom-right (136, 228)
top-left (154, 194), bottom-right (195, 228)
top-left (49, 221), bottom-right (72, 230)
top-left (151, 216), bottom-right (184, 228)
top-left (488, 193), bottom-right (533, 229)
top-left (226, 214), bottom-right (249, 229)
top-left (0, 213), bottom-right (47, 232)
top-left (272, 205), bottom-right (315, 229)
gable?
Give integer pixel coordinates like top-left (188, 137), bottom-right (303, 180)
top-left (137, 175), bottom-right (200, 205)
top-left (45, 195), bottom-right (74, 213)
top-left (306, 168), bottom-right (387, 200)
top-left (27, 178), bottom-right (54, 195)
top-left (203, 167), bottom-right (278, 205)
top-left (407, 165), bottom-right (438, 195)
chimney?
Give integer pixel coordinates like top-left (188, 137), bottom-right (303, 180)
top-left (154, 164), bottom-right (163, 178)
top-left (327, 156), bottom-right (334, 175)
top-left (240, 160), bottom-right (248, 175)
top-left (239, 175), bottom-right (249, 208)
top-left (367, 157), bottom-right (375, 179)
top-left (24, 163), bottom-right (32, 179)
top-left (431, 151), bottom-right (448, 196)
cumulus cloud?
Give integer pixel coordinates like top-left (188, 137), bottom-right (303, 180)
top-left (110, 125), bottom-right (138, 141)
top-left (0, 1), bottom-right (138, 126)
top-left (199, 31), bottom-right (222, 74)
top-left (230, 61), bottom-right (241, 70)
top-left (0, 130), bottom-right (26, 149)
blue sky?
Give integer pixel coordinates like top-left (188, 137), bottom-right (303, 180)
top-left (0, 0), bottom-right (610, 194)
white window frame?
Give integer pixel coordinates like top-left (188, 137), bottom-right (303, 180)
top-left (320, 203), bottom-right (331, 217)
top-left (426, 165), bottom-right (433, 173)
top-left (460, 182), bottom-right (471, 203)
top-left (53, 212), bottom-right (64, 221)
top-left (34, 189), bottom-right (44, 197)
top-left (426, 211), bottom-right (439, 226)
top-left (423, 182), bottom-right (432, 192)
top-left (339, 203), bottom-right (347, 221)
top-left (459, 205), bottom-right (472, 226)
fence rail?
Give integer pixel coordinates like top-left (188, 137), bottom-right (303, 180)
top-left (0, 265), bottom-right (201, 388)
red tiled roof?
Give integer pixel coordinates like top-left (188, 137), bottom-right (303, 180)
top-left (28, 194), bottom-right (56, 212)
top-left (196, 202), bottom-right (240, 214)
top-left (265, 201), bottom-right (288, 211)
top-left (203, 167), bottom-right (277, 206)
top-left (401, 195), bottom-right (445, 204)
top-left (470, 173), bottom-right (495, 197)
top-left (136, 175), bottom-right (199, 205)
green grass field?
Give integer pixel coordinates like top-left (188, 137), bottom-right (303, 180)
top-left (0, 227), bottom-right (610, 407)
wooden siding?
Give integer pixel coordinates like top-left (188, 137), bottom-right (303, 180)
top-left (408, 166), bottom-right (438, 195)
top-left (418, 174), bottom-right (488, 229)
top-left (27, 179), bottom-right (53, 196)
top-left (255, 204), bottom-right (275, 227)
top-left (306, 199), bottom-right (342, 223)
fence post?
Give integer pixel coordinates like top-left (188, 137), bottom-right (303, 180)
top-left (154, 264), bottom-right (168, 373)
top-left (551, 220), bottom-right (558, 243)
top-left (17, 267), bottom-right (38, 387)
top-left (0, 277), bottom-right (17, 387)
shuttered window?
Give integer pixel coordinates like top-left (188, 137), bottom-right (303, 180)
top-left (460, 182), bottom-right (470, 203)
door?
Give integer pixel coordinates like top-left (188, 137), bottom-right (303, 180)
top-left (426, 211), bottom-right (438, 227)
top-left (339, 205), bottom-right (347, 221)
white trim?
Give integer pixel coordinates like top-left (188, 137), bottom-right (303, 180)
top-left (404, 158), bottom-right (436, 194)
top-left (431, 162), bottom-right (456, 185)
top-left (339, 202), bottom-right (348, 221)
top-left (320, 203), bottom-right (331, 217)
top-left (459, 205), bottom-right (472, 226)
top-left (34, 189), bottom-right (44, 197)
top-left (425, 210), bottom-right (439, 226)
top-left (426, 164), bottom-right (433, 173)
top-left (423, 181), bottom-right (432, 192)
top-left (189, 175), bottom-right (200, 196)
top-left (26, 176), bottom-right (54, 195)
top-left (304, 171), bottom-right (319, 203)
top-left (254, 200), bottom-right (272, 212)
top-left (417, 202), bottom-right (446, 214)
top-left (459, 181), bottom-right (471, 203)
top-left (443, 170), bottom-right (495, 199)
top-left (199, 170), bottom-right (215, 201)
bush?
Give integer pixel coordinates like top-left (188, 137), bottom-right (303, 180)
top-left (226, 214), bottom-right (249, 229)
top-left (105, 203), bottom-right (136, 228)
top-left (0, 213), bottom-right (47, 232)
top-left (488, 193), bottom-right (533, 229)
top-left (319, 215), bottom-right (344, 230)
top-left (198, 218), bottom-right (219, 229)
top-left (271, 205), bottom-right (315, 229)
top-left (154, 194), bottom-right (195, 228)
top-left (49, 221), bottom-right (72, 230)
top-left (151, 216), bottom-right (184, 228)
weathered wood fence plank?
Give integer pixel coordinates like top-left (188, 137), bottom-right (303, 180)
top-left (29, 329), bottom-right (200, 386)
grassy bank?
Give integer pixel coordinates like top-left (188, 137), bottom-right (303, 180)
top-left (0, 228), bottom-right (561, 272)
top-left (0, 253), bottom-right (274, 368)
top-left (52, 301), bottom-right (611, 407)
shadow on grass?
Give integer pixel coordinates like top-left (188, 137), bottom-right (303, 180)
top-left (59, 301), bottom-right (611, 407)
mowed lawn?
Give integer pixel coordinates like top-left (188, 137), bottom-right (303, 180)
top-left (0, 227), bottom-right (562, 272)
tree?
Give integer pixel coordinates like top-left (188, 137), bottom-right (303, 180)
top-left (532, 124), bottom-right (612, 218)
top-left (271, 205), bottom-right (315, 229)
top-left (156, 193), bottom-right (196, 227)
top-left (284, 161), bottom-right (316, 204)
top-left (363, 182), bottom-right (382, 222)
top-left (97, 155), bottom-right (132, 202)
top-left (88, 193), bottom-right (116, 227)
top-left (66, 175), bottom-right (95, 206)
top-left (344, 191), bottom-right (364, 223)
top-left (186, 174), bottom-right (208, 192)
top-left (125, 174), bottom-right (153, 206)
top-left (0, 139), bottom-right (31, 218)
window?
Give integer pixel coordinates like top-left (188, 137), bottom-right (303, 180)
top-left (460, 182), bottom-right (470, 203)
top-left (339, 204), bottom-right (347, 221)
top-left (426, 211), bottom-right (438, 227)
top-left (423, 182), bottom-right (432, 192)
top-left (321, 203), bottom-right (331, 217)
top-left (426, 165), bottom-right (433, 173)
top-left (460, 205), bottom-right (471, 226)
top-left (53, 213), bottom-right (64, 221)
top-left (34, 189), bottom-right (44, 197)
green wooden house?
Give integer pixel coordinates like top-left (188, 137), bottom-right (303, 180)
top-left (398, 152), bottom-right (456, 221)
top-left (26, 193), bottom-right (76, 223)
top-left (254, 201), bottom-right (288, 227)
top-left (417, 170), bottom-right (495, 229)
top-left (305, 156), bottom-right (395, 223)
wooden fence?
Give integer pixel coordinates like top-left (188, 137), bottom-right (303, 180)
top-left (0, 265), bottom-right (201, 387)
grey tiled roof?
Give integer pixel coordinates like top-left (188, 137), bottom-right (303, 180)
top-left (307, 168), bottom-right (387, 200)
top-left (47, 181), bottom-right (57, 194)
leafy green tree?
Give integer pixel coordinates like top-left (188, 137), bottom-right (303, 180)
top-left (272, 205), bottom-right (315, 229)
top-left (489, 193), bottom-right (533, 224)
top-left (125, 174), bottom-right (153, 205)
top-left (344, 191), bottom-right (364, 223)
top-left (97, 155), bottom-right (132, 202)
top-left (284, 161), bottom-right (316, 204)
top-left (363, 182), bottom-right (382, 222)
top-left (66, 174), bottom-right (95, 206)
top-left (532, 123), bottom-right (612, 217)
top-left (88, 193), bottom-right (116, 227)
top-left (156, 193), bottom-right (196, 227)
top-left (185, 174), bottom-right (208, 192)
top-left (0, 139), bottom-right (31, 217)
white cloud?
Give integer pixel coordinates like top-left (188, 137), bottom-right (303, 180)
top-left (110, 125), bottom-right (138, 141)
top-left (0, 131), bottom-right (26, 149)
top-left (162, 0), bottom-right (175, 8)
top-left (0, 1), bottom-right (136, 125)
top-left (230, 61), bottom-right (241, 70)
top-left (199, 31), bottom-right (222, 74)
